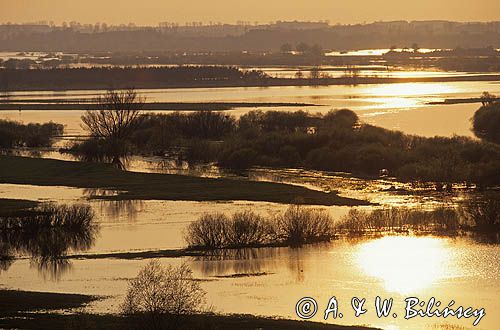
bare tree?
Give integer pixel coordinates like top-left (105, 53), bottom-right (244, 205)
top-left (81, 89), bottom-right (144, 140)
top-left (122, 260), bottom-right (206, 330)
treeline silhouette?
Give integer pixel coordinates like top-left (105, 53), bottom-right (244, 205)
top-left (1, 24), bottom-right (500, 52)
top-left (0, 66), bottom-right (269, 90)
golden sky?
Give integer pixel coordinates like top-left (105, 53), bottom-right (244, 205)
top-left (1, 0), bottom-right (499, 25)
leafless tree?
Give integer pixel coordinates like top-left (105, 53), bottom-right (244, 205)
top-left (122, 260), bottom-right (206, 330)
top-left (81, 89), bottom-right (144, 140)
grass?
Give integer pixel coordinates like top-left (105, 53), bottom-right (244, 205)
top-left (0, 156), bottom-right (367, 206)
top-left (0, 290), bottom-right (376, 330)
top-left (0, 289), bottom-right (98, 316)
top-left (0, 198), bottom-right (39, 216)
top-left (0, 312), bottom-right (377, 330)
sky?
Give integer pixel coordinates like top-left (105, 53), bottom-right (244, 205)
top-left (1, 0), bottom-right (499, 25)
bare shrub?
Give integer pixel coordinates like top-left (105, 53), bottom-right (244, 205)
top-left (185, 213), bottom-right (228, 249)
top-left (185, 206), bottom-right (335, 249)
top-left (274, 205), bottom-right (334, 245)
top-left (82, 89), bottom-right (144, 140)
top-left (225, 211), bottom-right (270, 247)
top-left (122, 260), bottom-right (206, 330)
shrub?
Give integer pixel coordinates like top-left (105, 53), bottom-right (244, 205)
top-left (0, 120), bottom-right (63, 148)
top-left (185, 206), bottom-right (335, 249)
top-left (273, 205), bottom-right (334, 245)
top-left (225, 211), bottom-right (270, 247)
top-left (472, 101), bottom-right (500, 144)
top-left (185, 213), bottom-right (228, 249)
top-left (122, 260), bottom-right (206, 330)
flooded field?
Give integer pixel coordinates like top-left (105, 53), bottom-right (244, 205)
top-left (1, 164), bottom-right (498, 330)
top-left (1, 66), bottom-right (499, 330)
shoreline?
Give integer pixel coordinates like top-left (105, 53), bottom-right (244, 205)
top-left (0, 289), bottom-right (377, 330)
top-left (0, 155), bottom-right (368, 206)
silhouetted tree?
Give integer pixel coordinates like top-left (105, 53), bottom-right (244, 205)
top-left (81, 89), bottom-right (144, 140)
top-left (80, 89), bottom-right (144, 164)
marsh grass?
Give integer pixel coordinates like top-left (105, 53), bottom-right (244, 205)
top-left (334, 205), bottom-right (494, 236)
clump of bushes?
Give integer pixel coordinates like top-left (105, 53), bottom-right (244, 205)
top-left (122, 260), bottom-right (206, 330)
top-left (0, 119), bottom-right (63, 148)
top-left (273, 205), bottom-right (334, 245)
top-left (335, 201), bottom-right (500, 236)
top-left (185, 205), bottom-right (335, 249)
top-left (0, 203), bottom-right (98, 275)
top-left (472, 99), bottom-right (500, 144)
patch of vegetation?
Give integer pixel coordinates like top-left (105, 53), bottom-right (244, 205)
top-left (0, 155), bottom-right (365, 206)
top-left (185, 205), bottom-right (335, 249)
top-left (335, 198), bottom-right (500, 236)
top-left (472, 98), bottom-right (500, 144)
top-left (0, 203), bottom-right (98, 276)
top-left (71, 107), bottom-right (500, 187)
top-left (122, 260), bottom-right (207, 330)
top-left (0, 119), bottom-right (63, 148)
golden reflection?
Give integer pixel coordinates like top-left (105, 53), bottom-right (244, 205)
top-left (364, 82), bottom-right (458, 97)
top-left (355, 236), bottom-right (450, 294)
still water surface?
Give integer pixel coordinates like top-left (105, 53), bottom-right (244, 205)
top-left (0, 183), bottom-right (498, 329)
top-left (1, 80), bottom-right (500, 138)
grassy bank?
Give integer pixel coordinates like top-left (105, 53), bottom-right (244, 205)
top-left (0, 290), bottom-right (375, 330)
top-left (0, 156), bottom-right (366, 206)
top-left (0, 198), bottom-right (39, 216)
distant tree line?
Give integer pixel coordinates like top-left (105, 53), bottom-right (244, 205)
top-left (0, 66), bottom-right (270, 90)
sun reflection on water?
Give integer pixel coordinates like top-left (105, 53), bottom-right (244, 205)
top-left (355, 236), bottom-right (451, 294)
top-left (364, 82), bottom-right (459, 97)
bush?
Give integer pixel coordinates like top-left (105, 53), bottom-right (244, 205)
top-left (274, 205), bottom-right (334, 245)
top-left (225, 211), bottom-right (270, 247)
top-left (0, 120), bottom-right (63, 148)
top-left (472, 101), bottom-right (500, 144)
top-left (185, 213), bottom-right (228, 249)
top-left (336, 207), bottom-right (462, 235)
top-left (0, 203), bottom-right (98, 277)
top-left (122, 260), bottom-right (206, 330)
top-left (185, 205), bottom-right (335, 249)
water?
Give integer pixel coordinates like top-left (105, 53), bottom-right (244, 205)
top-left (1, 236), bottom-right (498, 330)
top-left (1, 80), bottom-right (500, 138)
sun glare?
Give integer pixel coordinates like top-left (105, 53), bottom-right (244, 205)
top-left (355, 236), bottom-right (451, 294)
top-left (364, 82), bottom-right (458, 97)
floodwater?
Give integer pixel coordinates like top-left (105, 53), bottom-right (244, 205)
top-left (1, 80), bottom-right (500, 138)
top-left (1, 67), bottom-right (499, 329)
top-left (0, 181), bottom-right (498, 330)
